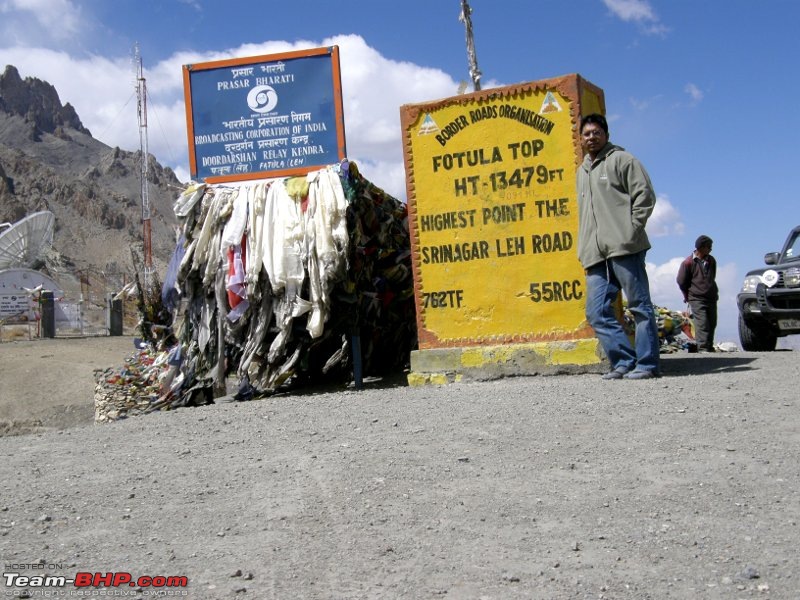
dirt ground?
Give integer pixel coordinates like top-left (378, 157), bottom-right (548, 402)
top-left (0, 337), bottom-right (798, 599)
top-left (0, 336), bottom-right (136, 436)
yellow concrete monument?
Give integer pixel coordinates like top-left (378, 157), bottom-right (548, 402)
top-left (400, 73), bottom-right (607, 384)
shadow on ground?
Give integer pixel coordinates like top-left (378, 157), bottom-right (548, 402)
top-left (222, 370), bottom-right (411, 403)
top-left (661, 353), bottom-right (760, 376)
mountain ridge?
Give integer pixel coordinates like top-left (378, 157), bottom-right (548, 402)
top-left (0, 64), bottom-right (182, 292)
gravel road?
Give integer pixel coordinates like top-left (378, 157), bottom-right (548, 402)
top-left (1, 339), bottom-right (798, 599)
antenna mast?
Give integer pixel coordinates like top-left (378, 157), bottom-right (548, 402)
top-left (459, 0), bottom-right (482, 92)
top-left (135, 44), bottom-right (154, 290)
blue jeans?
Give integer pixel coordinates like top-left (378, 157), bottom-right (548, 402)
top-left (585, 252), bottom-right (660, 374)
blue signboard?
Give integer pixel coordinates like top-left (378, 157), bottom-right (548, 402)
top-left (183, 46), bottom-right (346, 183)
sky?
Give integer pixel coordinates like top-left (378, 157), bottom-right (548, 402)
top-left (1, 0), bottom-right (798, 347)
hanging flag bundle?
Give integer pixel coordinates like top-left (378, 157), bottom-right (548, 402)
top-left (157, 161), bottom-right (416, 407)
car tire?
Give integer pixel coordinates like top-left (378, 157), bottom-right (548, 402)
top-left (738, 314), bottom-right (777, 351)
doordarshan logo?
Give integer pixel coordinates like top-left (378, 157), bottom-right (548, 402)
top-left (247, 85), bottom-right (279, 113)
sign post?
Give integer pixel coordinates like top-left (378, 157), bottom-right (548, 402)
top-left (183, 46), bottom-right (346, 183)
top-left (400, 73), bottom-right (607, 384)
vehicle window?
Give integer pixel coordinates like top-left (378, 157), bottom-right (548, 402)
top-left (786, 232), bottom-right (800, 259)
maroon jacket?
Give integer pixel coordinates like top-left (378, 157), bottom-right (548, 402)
top-left (677, 253), bottom-right (718, 302)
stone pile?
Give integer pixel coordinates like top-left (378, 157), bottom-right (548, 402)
top-left (93, 345), bottom-right (176, 422)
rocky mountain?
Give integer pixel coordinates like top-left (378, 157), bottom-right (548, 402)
top-left (0, 64), bottom-right (183, 293)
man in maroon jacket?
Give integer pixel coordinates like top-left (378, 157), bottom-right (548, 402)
top-left (677, 235), bottom-right (719, 352)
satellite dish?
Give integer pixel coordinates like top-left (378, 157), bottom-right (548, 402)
top-left (0, 211), bottom-right (55, 270)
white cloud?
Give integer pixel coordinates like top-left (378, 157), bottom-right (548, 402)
top-left (629, 94), bottom-right (663, 111)
top-left (684, 82), bottom-right (704, 104)
top-left (177, 0), bottom-right (202, 10)
top-left (603, 0), bottom-right (656, 22)
top-left (325, 34), bottom-right (457, 174)
top-left (602, 0), bottom-right (668, 35)
top-left (647, 194), bottom-right (685, 238)
top-left (703, 261), bottom-right (740, 344)
top-left (634, 85), bottom-right (701, 112)
top-left (0, 0), bottom-right (82, 44)
top-left (647, 256), bottom-right (685, 310)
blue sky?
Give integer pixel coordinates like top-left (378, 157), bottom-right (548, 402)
top-left (1, 0), bottom-right (798, 347)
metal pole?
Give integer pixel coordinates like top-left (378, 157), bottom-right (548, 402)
top-left (135, 44), bottom-right (154, 291)
top-left (459, 0), bottom-right (483, 92)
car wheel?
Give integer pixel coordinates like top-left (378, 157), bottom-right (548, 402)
top-left (738, 314), bottom-right (777, 351)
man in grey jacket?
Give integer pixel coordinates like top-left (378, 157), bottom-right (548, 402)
top-left (576, 113), bottom-right (660, 379)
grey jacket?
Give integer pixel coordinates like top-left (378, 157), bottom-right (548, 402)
top-left (576, 142), bottom-right (656, 269)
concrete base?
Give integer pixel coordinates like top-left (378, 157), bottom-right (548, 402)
top-left (408, 338), bottom-right (607, 386)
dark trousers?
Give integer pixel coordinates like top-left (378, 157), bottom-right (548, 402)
top-left (689, 299), bottom-right (717, 351)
